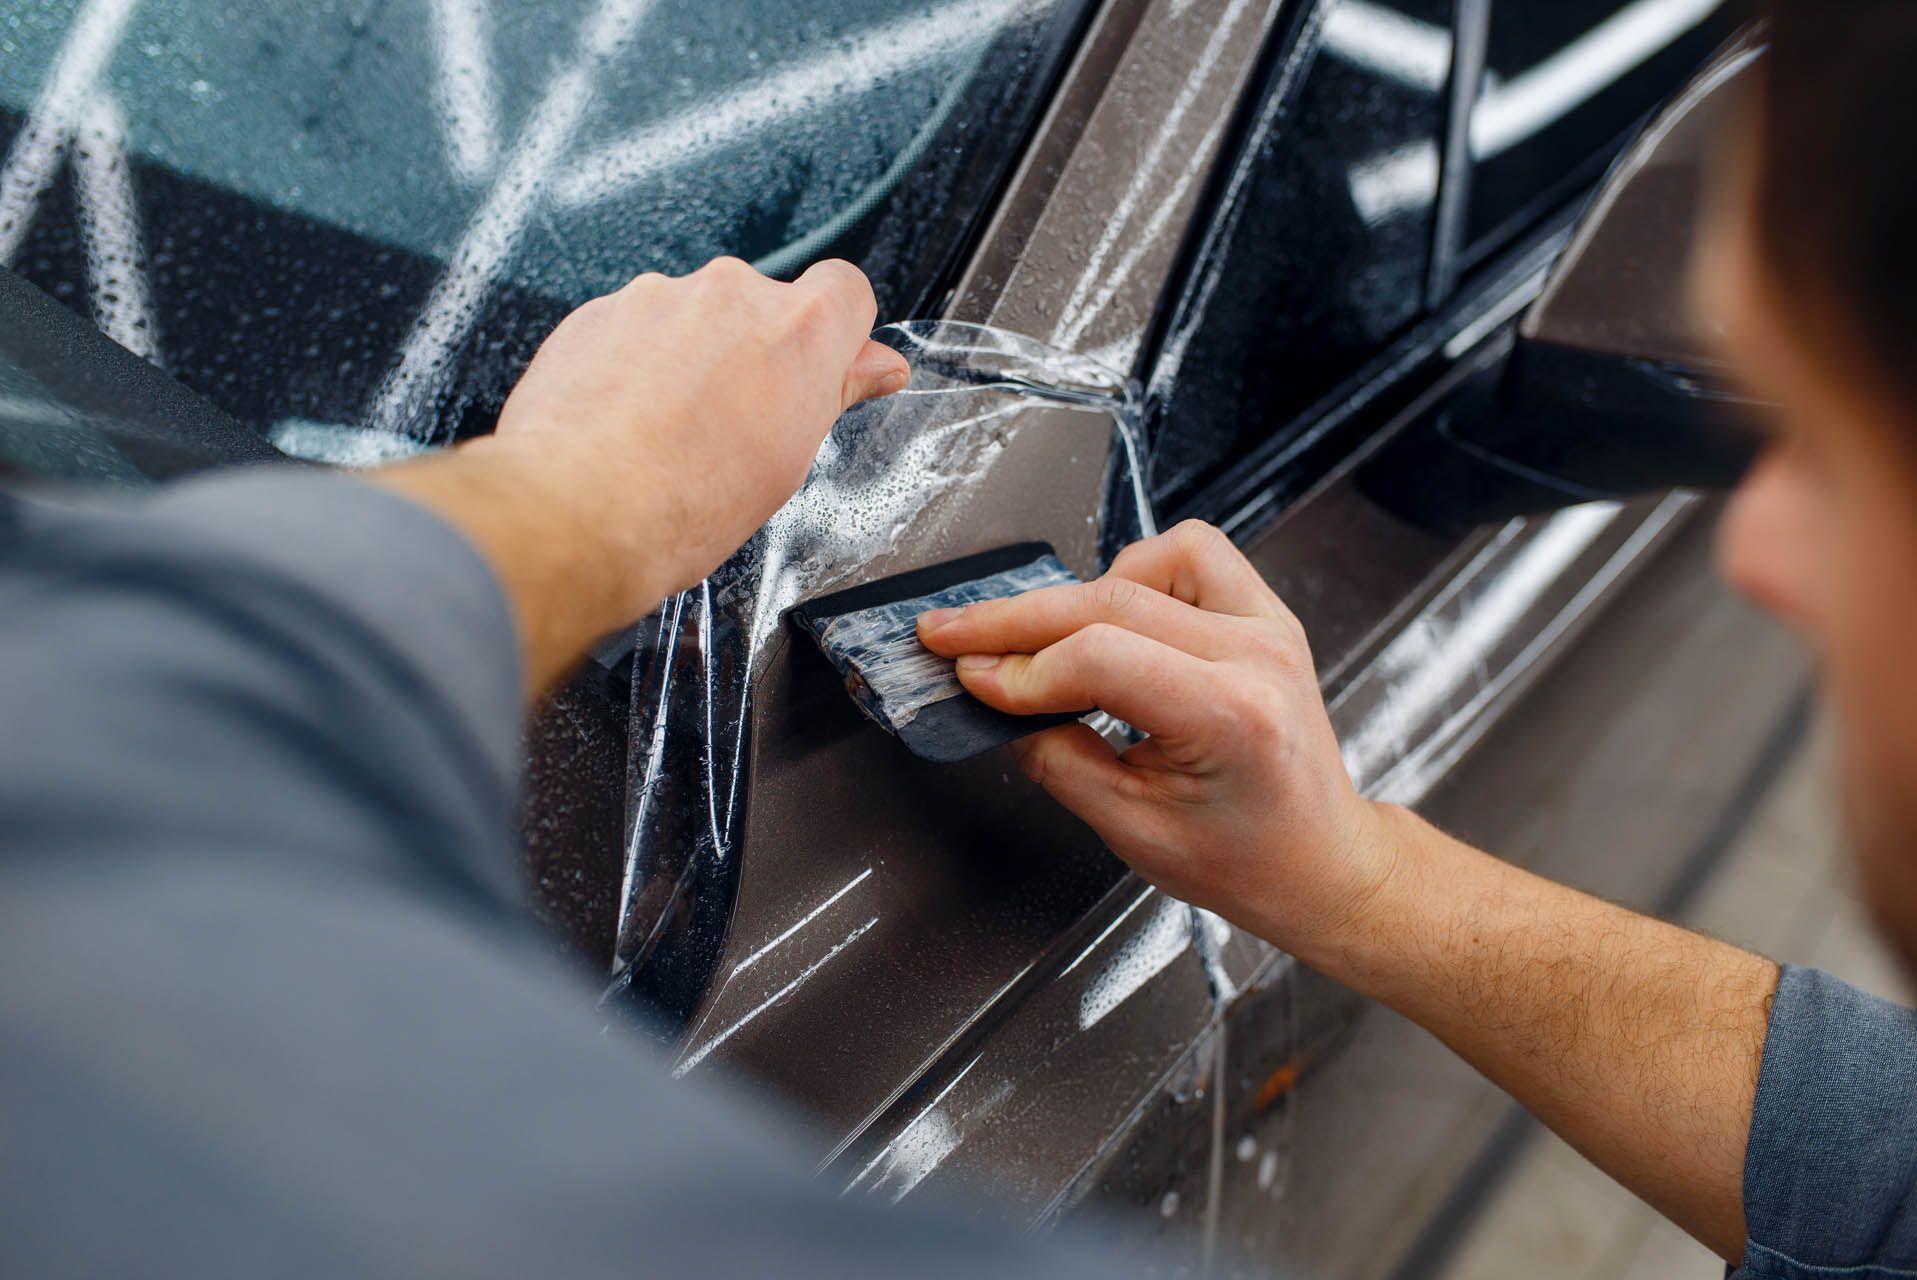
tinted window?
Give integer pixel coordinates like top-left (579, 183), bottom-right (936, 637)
top-left (0, 0), bottom-right (1089, 444)
top-left (1462, 0), bottom-right (1737, 257)
top-left (1144, 0), bottom-right (1453, 511)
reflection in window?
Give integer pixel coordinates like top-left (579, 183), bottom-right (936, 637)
top-left (1463, 0), bottom-right (1737, 258)
top-left (0, 0), bottom-right (1088, 443)
top-left (1145, 0), bottom-right (1453, 511)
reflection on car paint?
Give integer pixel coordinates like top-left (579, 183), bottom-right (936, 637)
top-left (837, 492), bottom-right (1695, 1260)
top-left (1464, 0), bottom-right (1734, 251)
top-left (673, 914), bottom-right (882, 1078)
top-left (1468, 0), bottom-right (1723, 161)
top-left (731, 869), bottom-right (875, 978)
top-left (1322, 0), bottom-right (1453, 93)
top-left (1080, 897), bottom-right (1231, 1030)
top-left (1337, 493), bottom-right (1693, 805)
top-left (1048, 0), bottom-right (1271, 356)
top-left (1143, 0), bottom-right (1451, 510)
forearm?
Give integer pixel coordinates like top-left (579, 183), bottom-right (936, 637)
top-left (1289, 804), bottom-right (1778, 1261)
top-left (921, 523), bottom-right (1786, 1261)
top-left (369, 437), bottom-right (670, 697)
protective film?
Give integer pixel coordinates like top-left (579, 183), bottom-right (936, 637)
top-left (605, 320), bottom-right (1153, 1015)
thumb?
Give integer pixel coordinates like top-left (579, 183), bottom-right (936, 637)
top-left (843, 339), bottom-right (911, 409)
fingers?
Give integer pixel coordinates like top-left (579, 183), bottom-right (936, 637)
top-left (794, 256), bottom-right (879, 340)
top-left (679, 256), bottom-right (883, 377)
top-left (955, 623), bottom-right (1216, 742)
top-left (1107, 520), bottom-right (1289, 621)
top-left (920, 576), bottom-right (1245, 662)
top-left (788, 259), bottom-right (907, 410)
top-left (844, 339), bottom-right (911, 408)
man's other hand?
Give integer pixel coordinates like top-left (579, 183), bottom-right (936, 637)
top-left (374, 257), bottom-right (908, 693)
top-left (492, 257), bottom-right (909, 610)
top-left (917, 520), bottom-right (1393, 955)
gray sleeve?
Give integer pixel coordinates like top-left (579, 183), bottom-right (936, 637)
top-left (0, 470), bottom-right (1150, 1280)
top-left (0, 467), bottom-right (528, 911)
top-left (1732, 965), bottom-right (1917, 1280)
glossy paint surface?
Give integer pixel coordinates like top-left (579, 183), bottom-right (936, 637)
top-left (662, 0), bottom-right (1289, 1146)
top-left (1525, 35), bottom-right (1760, 367)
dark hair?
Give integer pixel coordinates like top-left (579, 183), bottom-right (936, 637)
top-left (1754, 2), bottom-right (1917, 409)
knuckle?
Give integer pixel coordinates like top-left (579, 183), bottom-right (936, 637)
top-left (1216, 680), bottom-right (1281, 746)
top-left (1107, 539), bottom-right (1149, 578)
top-left (1018, 738), bottom-right (1061, 789)
top-left (1089, 575), bottom-right (1149, 622)
top-left (699, 256), bottom-right (757, 287)
top-left (1072, 622), bottom-right (1128, 664)
top-left (552, 295), bottom-right (617, 342)
top-left (1247, 619), bottom-right (1306, 671)
top-left (823, 259), bottom-right (876, 305)
top-left (1000, 674), bottom-right (1049, 717)
top-left (1171, 518), bottom-right (1232, 561)
top-left (582, 291), bottom-right (622, 317)
top-left (789, 288), bottom-right (836, 328)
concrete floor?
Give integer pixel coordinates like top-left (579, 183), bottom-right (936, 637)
top-left (1434, 725), bottom-right (1914, 1279)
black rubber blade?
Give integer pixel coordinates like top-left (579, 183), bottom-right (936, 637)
top-left (790, 543), bottom-right (1088, 763)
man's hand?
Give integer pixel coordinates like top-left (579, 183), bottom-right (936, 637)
top-left (374, 257), bottom-right (908, 691)
top-left (491, 257), bottom-right (908, 604)
top-left (923, 518), bottom-right (1777, 1261)
top-left (918, 519), bottom-right (1390, 954)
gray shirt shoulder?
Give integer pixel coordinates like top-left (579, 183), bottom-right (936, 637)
top-left (0, 470), bottom-right (1145, 1279)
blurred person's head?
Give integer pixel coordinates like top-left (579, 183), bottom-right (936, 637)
top-left (1706, 1), bottom-right (1917, 975)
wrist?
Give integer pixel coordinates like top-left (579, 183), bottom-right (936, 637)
top-left (467, 432), bottom-right (677, 625)
top-left (1261, 801), bottom-right (1448, 990)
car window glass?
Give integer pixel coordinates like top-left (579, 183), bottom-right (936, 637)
top-left (1144, 0), bottom-right (1453, 513)
top-left (0, 0), bottom-right (1089, 443)
top-left (1462, 0), bottom-right (1736, 260)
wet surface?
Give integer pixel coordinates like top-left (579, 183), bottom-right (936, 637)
top-left (632, 0), bottom-right (1290, 1169)
top-left (0, 0), bottom-right (1092, 440)
top-left (608, 320), bottom-right (1146, 1030)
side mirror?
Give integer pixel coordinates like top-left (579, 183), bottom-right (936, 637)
top-left (1363, 32), bottom-right (1767, 532)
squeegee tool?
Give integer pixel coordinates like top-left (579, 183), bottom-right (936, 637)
top-left (791, 544), bottom-right (1086, 764)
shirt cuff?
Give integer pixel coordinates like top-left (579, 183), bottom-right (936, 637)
top-left (1737, 965), bottom-right (1917, 1278)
